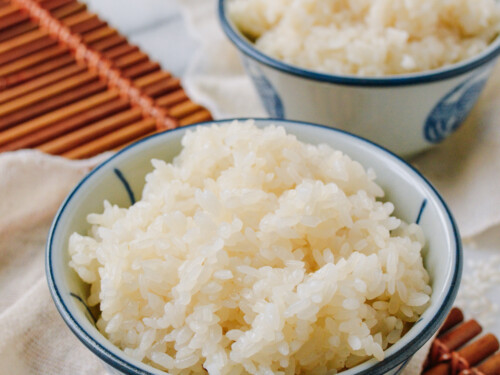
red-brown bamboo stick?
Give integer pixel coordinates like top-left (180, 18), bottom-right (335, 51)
top-left (1, 98), bottom-right (129, 151)
top-left (169, 100), bottom-right (202, 119)
top-left (0, 1), bottom-right (82, 42)
top-left (440, 321), bottom-right (483, 352)
top-left (0, 89), bottom-right (119, 146)
top-left (39, 0), bottom-right (74, 11)
top-left (113, 51), bottom-right (148, 69)
top-left (70, 16), bottom-right (104, 35)
top-left (156, 89), bottom-right (188, 108)
top-left (134, 70), bottom-right (171, 88)
top-left (428, 320), bottom-right (484, 368)
top-left (0, 35), bottom-right (57, 66)
top-left (0, 70), bottom-right (97, 117)
top-left (122, 61), bottom-right (160, 79)
top-left (0, 63), bottom-right (84, 104)
top-left (0, 28), bottom-right (48, 55)
top-left (0, 80), bottom-right (106, 131)
top-left (179, 109), bottom-right (212, 126)
top-left (440, 308), bottom-right (465, 334)
top-left (0, 9), bottom-right (29, 30)
top-left (143, 77), bottom-right (181, 98)
top-left (38, 107), bottom-right (142, 154)
top-left (459, 353), bottom-right (500, 375)
top-left (62, 10), bottom-right (95, 28)
top-left (82, 26), bottom-right (117, 44)
top-left (104, 44), bottom-right (138, 60)
top-left (476, 352), bottom-right (500, 374)
top-left (51, 1), bottom-right (85, 18)
top-left (424, 334), bottom-right (500, 375)
top-left (114, 129), bottom-right (158, 151)
top-left (62, 117), bottom-right (156, 159)
top-left (459, 335), bottom-right (500, 367)
top-left (0, 20), bottom-right (37, 42)
top-left (90, 34), bottom-right (126, 52)
top-left (0, 4), bottom-right (19, 19)
top-left (0, 53), bottom-right (74, 89)
top-left (0, 44), bottom-right (67, 75)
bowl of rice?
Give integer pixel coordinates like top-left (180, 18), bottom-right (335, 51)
top-left (47, 119), bottom-right (462, 375)
top-left (219, 0), bottom-right (500, 156)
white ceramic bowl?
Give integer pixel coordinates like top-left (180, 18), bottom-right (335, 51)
top-left (219, 1), bottom-right (500, 156)
top-left (47, 119), bottom-right (462, 375)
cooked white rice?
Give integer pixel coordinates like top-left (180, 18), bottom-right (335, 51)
top-left (229, 0), bottom-right (500, 76)
top-left (69, 120), bottom-right (431, 374)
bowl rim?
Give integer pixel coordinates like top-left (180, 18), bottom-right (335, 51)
top-left (218, 0), bottom-right (500, 87)
top-left (46, 118), bottom-right (462, 375)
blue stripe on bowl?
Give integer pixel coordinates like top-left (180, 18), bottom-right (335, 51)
top-left (416, 200), bottom-right (428, 225)
top-left (70, 292), bottom-right (97, 326)
top-left (113, 168), bottom-right (136, 205)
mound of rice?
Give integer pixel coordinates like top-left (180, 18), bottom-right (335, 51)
top-left (229, 0), bottom-right (500, 76)
top-left (69, 120), bottom-right (431, 374)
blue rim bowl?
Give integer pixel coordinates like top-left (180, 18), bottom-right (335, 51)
top-left (46, 118), bottom-right (462, 375)
top-left (218, 0), bottom-right (500, 87)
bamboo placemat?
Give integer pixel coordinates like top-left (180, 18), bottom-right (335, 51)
top-left (0, 0), bottom-right (212, 159)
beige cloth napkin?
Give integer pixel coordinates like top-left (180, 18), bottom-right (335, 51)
top-left (0, 151), bottom-right (108, 375)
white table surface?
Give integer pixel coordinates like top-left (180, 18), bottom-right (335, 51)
top-left (84, 0), bottom-right (198, 78)
top-left (83, 0), bottom-right (500, 341)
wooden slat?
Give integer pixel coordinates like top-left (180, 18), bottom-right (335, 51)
top-left (0, 63), bottom-right (84, 104)
top-left (2, 98), bottom-right (129, 151)
top-left (169, 100), bottom-right (202, 119)
top-left (0, 70), bottom-right (98, 117)
top-left (40, 0), bottom-right (75, 11)
top-left (113, 51), bottom-right (148, 69)
top-left (0, 4), bottom-right (18, 18)
top-left (0, 54), bottom-right (74, 89)
top-left (51, 1), bottom-right (86, 18)
top-left (0, 21), bottom-right (37, 42)
top-left (156, 89), bottom-right (188, 108)
top-left (71, 17), bottom-right (104, 35)
top-left (134, 70), bottom-right (171, 88)
top-left (0, 36), bottom-right (57, 65)
top-left (0, 9), bottom-right (28, 30)
top-left (179, 109), bottom-right (212, 126)
top-left (0, 29), bottom-right (48, 54)
top-left (62, 11), bottom-right (96, 27)
top-left (38, 107), bottom-right (142, 154)
top-left (114, 129), bottom-right (159, 151)
top-left (0, 44), bottom-right (66, 75)
top-left (90, 34), bottom-right (126, 52)
top-left (0, 89), bottom-right (119, 146)
top-left (82, 26), bottom-right (116, 44)
top-left (0, 80), bottom-right (106, 131)
top-left (143, 77), bottom-right (180, 97)
top-left (122, 61), bottom-right (160, 79)
top-left (62, 117), bottom-right (156, 159)
top-left (104, 44), bottom-right (137, 60)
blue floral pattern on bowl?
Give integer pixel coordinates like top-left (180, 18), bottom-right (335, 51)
top-left (242, 58), bottom-right (285, 118)
top-left (424, 68), bottom-right (489, 143)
